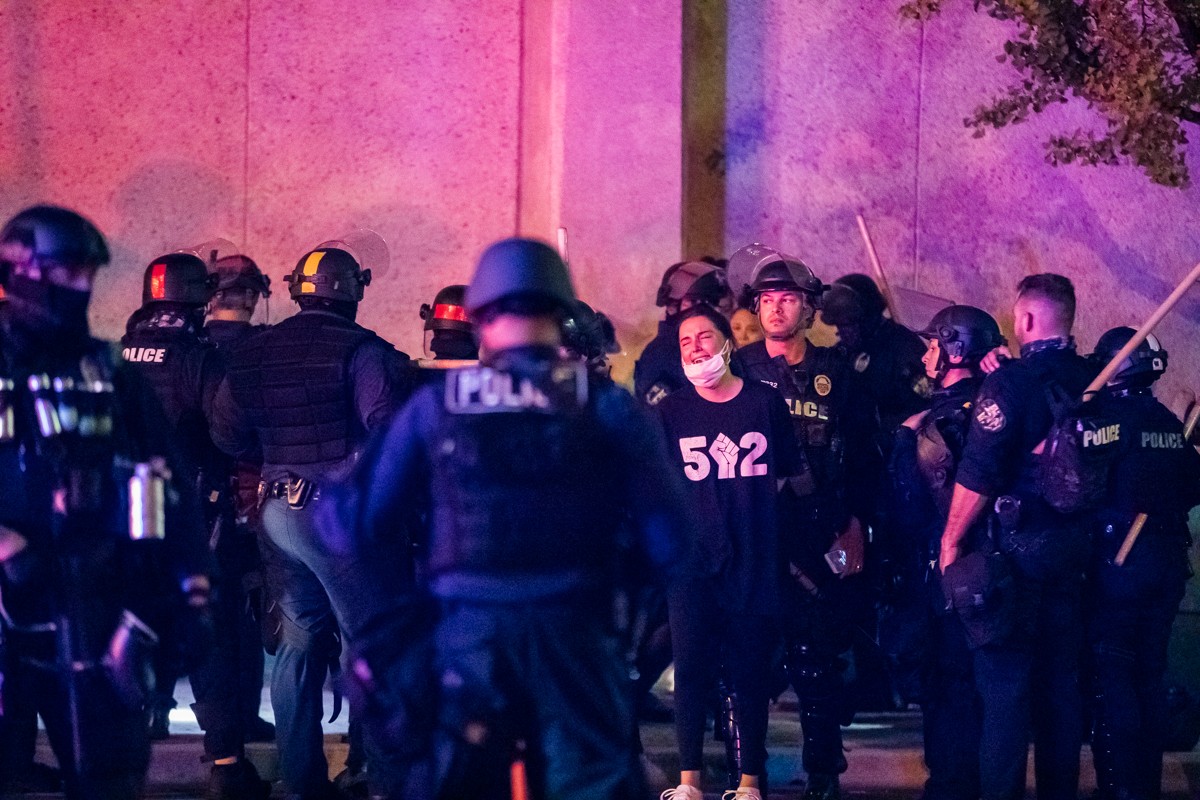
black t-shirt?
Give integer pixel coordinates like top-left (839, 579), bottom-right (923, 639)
top-left (658, 379), bottom-right (800, 613)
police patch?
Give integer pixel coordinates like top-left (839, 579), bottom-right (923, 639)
top-left (975, 398), bottom-right (1005, 433)
top-left (854, 353), bottom-right (870, 373)
top-left (814, 374), bottom-right (832, 397)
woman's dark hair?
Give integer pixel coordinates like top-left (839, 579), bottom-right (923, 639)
top-left (676, 303), bottom-right (733, 342)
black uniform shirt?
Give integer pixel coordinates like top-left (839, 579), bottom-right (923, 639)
top-left (204, 319), bottom-right (265, 350)
top-left (1091, 389), bottom-right (1200, 527)
top-left (844, 318), bottom-right (930, 434)
top-left (658, 379), bottom-right (800, 613)
top-left (956, 339), bottom-right (1094, 500)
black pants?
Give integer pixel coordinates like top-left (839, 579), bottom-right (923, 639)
top-left (419, 598), bottom-right (643, 800)
top-left (781, 576), bottom-right (864, 776)
top-left (1087, 530), bottom-right (1189, 800)
top-left (668, 576), bottom-right (777, 777)
top-left (922, 607), bottom-right (982, 800)
top-left (973, 572), bottom-right (1084, 800)
top-left (2, 631), bottom-right (149, 800)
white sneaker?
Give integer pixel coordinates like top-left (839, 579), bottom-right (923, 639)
top-left (721, 789), bottom-right (763, 800)
top-left (661, 785), bottom-right (704, 800)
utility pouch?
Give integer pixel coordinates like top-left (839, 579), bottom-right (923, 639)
top-left (942, 550), bottom-right (1017, 649)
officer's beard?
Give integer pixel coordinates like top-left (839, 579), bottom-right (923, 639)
top-left (3, 274), bottom-right (92, 353)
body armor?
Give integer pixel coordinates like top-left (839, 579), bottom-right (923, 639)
top-left (225, 312), bottom-right (377, 470)
top-left (915, 379), bottom-right (979, 519)
top-left (424, 357), bottom-right (619, 586)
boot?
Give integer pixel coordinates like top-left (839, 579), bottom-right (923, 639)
top-left (147, 698), bottom-right (174, 740)
top-left (206, 759), bottom-right (270, 800)
top-left (802, 773), bottom-right (840, 800)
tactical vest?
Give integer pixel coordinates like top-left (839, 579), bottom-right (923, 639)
top-left (424, 360), bottom-right (620, 584)
top-left (734, 341), bottom-right (848, 496)
top-left (120, 322), bottom-right (212, 436)
top-left (915, 388), bottom-right (975, 519)
top-left (226, 312), bottom-right (377, 468)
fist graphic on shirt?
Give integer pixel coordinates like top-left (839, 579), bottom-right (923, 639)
top-left (709, 433), bottom-right (741, 479)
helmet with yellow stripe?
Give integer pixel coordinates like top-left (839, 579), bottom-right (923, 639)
top-left (283, 246), bottom-right (370, 303)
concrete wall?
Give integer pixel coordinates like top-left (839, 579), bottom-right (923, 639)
top-left (0, 0), bottom-right (682, 369)
top-left (3, 0), bottom-right (1200, 399)
top-left (724, 0), bottom-right (1200, 411)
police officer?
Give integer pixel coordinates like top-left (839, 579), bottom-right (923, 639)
top-left (211, 242), bottom-right (411, 800)
top-left (730, 247), bottom-right (879, 800)
top-left (940, 274), bottom-right (1095, 800)
top-left (418, 284), bottom-right (478, 364)
top-left (203, 253), bottom-right (275, 746)
top-left (121, 253), bottom-right (270, 798)
top-left (561, 299), bottom-right (619, 379)
top-left (0, 205), bottom-right (210, 799)
top-left (205, 253), bottom-right (271, 348)
top-left (889, 305), bottom-right (1003, 800)
top-left (1084, 328), bottom-right (1200, 800)
top-left (330, 237), bottom-right (689, 799)
top-left (820, 274), bottom-right (929, 434)
top-left (634, 259), bottom-right (730, 406)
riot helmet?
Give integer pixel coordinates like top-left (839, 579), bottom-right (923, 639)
top-left (1091, 326), bottom-right (1167, 389)
top-left (562, 300), bottom-right (620, 366)
top-left (420, 284), bottom-right (477, 360)
top-left (141, 252), bottom-right (218, 306)
top-left (465, 237), bottom-right (575, 319)
top-left (833, 274), bottom-right (887, 319)
top-left (420, 284), bottom-right (472, 333)
top-left (284, 246), bottom-right (370, 304)
top-left (213, 254), bottom-right (271, 297)
top-left (656, 260), bottom-right (730, 315)
top-left (918, 304), bottom-right (1004, 378)
top-left (0, 205), bottom-right (110, 271)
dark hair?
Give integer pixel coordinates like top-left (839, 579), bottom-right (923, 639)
top-left (1017, 273), bottom-right (1075, 329)
top-left (676, 303), bottom-right (733, 342)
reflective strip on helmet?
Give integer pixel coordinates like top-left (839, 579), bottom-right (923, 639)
top-left (150, 262), bottom-right (167, 300)
top-left (433, 303), bottom-right (468, 322)
top-left (300, 250), bottom-right (325, 294)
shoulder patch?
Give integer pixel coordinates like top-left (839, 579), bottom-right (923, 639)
top-left (975, 398), bottom-right (1006, 433)
top-left (814, 374), bottom-right (832, 397)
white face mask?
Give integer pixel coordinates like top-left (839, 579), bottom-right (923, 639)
top-left (682, 340), bottom-right (731, 389)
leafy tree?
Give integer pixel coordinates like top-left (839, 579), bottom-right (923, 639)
top-left (900, 0), bottom-right (1200, 187)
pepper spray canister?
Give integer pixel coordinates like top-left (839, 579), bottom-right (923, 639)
top-left (128, 459), bottom-right (167, 541)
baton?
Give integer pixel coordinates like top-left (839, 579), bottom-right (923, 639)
top-left (1114, 402), bottom-right (1200, 566)
top-left (855, 212), bottom-right (901, 324)
top-left (1083, 260), bottom-right (1200, 401)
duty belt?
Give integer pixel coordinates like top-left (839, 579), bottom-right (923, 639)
top-left (259, 477), bottom-right (320, 509)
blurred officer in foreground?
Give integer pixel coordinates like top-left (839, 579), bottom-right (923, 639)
top-left (1085, 328), bottom-right (1200, 800)
top-left (940, 274), bottom-right (1097, 800)
top-left (820, 274), bottom-right (928, 435)
top-left (204, 253), bottom-right (274, 746)
top-left (635, 259), bottom-right (730, 407)
top-left (0, 205), bottom-right (210, 798)
top-left (331, 237), bottom-right (688, 799)
top-left (211, 242), bottom-right (410, 800)
top-left (730, 246), bottom-right (879, 800)
top-left (205, 254), bottom-right (271, 348)
top-left (121, 252), bottom-right (269, 798)
top-left (888, 306), bottom-right (1003, 800)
